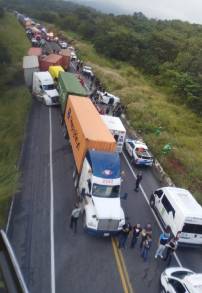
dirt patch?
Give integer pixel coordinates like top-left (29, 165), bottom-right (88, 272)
top-left (167, 157), bottom-right (187, 175)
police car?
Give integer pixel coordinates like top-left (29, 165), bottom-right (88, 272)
top-left (160, 267), bottom-right (202, 293)
top-left (125, 138), bottom-right (153, 166)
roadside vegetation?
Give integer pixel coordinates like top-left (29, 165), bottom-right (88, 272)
top-left (59, 34), bottom-right (202, 202)
top-left (0, 11), bottom-right (31, 225)
top-left (5, 0), bottom-right (202, 202)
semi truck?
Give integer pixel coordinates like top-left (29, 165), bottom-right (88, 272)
top-left (23, 55), bottom-right (39, 88)
top-left (64, 96), bottom-right (125, 236)
top-left (32, 71), bottom-right (59, 106)
top-left (58, 72), bottom-right (88, 115)
top-left (101, 115), bottom-right (126, 153)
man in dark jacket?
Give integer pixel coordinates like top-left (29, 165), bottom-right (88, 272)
top-left (135, 172), bottom-right (143, 192)
top-left (118, 223), bottom-right (132, 249)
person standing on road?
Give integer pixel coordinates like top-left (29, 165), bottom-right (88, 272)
top-left (139, 224), bottom-right (152, 249)
top-left (134, 172), bottom-right (143, 192)
top-left (118, 223), bottom-right (132, 249)
top-left (164, 236), bottom-right (178, 266)
top-left (140, 235), bottom-right (152, 262)
top-left (155, 227), bottom-right (171, 259)
top-left (130, 224), bottom-right (142, 248)
top-left (70, 203), bottom-right (81, 233)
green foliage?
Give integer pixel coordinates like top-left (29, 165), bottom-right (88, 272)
top-left (0, 13), bottom-right (31, 226)
top-left (7, 0), bottom-right (202, 114)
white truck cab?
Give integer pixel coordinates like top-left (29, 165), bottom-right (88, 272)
top-left (150, 187), bottom-right (202, 245)
top-left (78, 151), bottom-right (125, 236)
top-left (32, 71), bottom-right (59, 106)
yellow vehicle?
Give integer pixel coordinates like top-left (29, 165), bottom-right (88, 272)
top-left (49, 65), bottom-right (64, 81)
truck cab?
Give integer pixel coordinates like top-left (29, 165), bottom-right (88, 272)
top-left (78, 150), bottom-right (125, 236)
top-left (32, 71), bottom-right (59, 106)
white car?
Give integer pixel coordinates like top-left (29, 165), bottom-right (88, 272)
top-left (70, 51), bottom-right (77, 61)
top-left (97, 91), bottom-right (120, 106)
top-left (125, 138), bottom-right (153, 166)
top-left (160, 267), bottom-right (202, 293)
top-left (82, 65), bottom-right (94, 77)
top-left (58, 40), bottom-right (68, 49)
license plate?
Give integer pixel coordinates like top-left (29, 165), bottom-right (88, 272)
top-left (104, 233), bottom-right (110, 237)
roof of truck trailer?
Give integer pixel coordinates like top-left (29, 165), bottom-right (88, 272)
top-left (59, 72), bottom-right (87, 96)
top-left (162, 187), bottom-right (202, 218)
top-left (68, 95), bottom-right (115, 143)
top-left (87, 151), bottom-right (120, 179)
top-left (23, 55), bottom-right (39, 68)
top-left (101, 115), bottom-right (126, 132)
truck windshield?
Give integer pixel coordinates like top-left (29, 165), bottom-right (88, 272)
top-left (43, 84), bottom-right (55, 90)
top-left (92, 184), bottom-right (120, 198)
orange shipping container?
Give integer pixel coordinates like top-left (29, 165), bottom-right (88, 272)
top-left (27, 47), bottom-right (42, 57)
top-left (39, 54), bottom-right (63, 71)
top-left (65, 96), bottom-right (116, 173)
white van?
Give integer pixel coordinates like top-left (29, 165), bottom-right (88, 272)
top-left (32, 72), bottom-right (59, 106)
top-left (150, 187), bottom-right (202, 245)
top-left (101, 115), bottom-right (126, 153)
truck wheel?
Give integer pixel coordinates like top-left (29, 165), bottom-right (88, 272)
top-left (82, 212), bottom-right (86, 230)
top-left (149, 194), bottom-right (155, 208)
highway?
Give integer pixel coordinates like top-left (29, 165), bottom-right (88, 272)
top-left (6, 40), bottom-right (202, 293)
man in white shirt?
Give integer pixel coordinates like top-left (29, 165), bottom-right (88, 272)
top-left (70, 204), bottom-right (81, 233)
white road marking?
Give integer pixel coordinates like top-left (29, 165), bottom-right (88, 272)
top-left (6, 196), bottom-right (14, 234)
top-left (122, 151), bottom-right (183, 267)
top-left (49, 108), bottom-right (56, 293)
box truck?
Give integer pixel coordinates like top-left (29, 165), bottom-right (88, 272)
top-left (23, 55), bottom-right (39, 88)
top-left (32, 71), bottom-right (59, 106)
top-left (58, 72), bottom-right (88, 115)
top-left (49, 65), bottom-right (64, 81)
top-left (150, 187), bottom-right (202, 245)
top-left (64, 96), bottom-right (125, 236)
top-left (39, 54), bottom-right (63, 71)
top-left (101, 115), bottom-right (126, 153)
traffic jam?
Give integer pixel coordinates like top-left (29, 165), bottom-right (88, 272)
top-left (16, 11), bottom-right (202, 293)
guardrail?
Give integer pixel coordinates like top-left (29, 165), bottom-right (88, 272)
top-left (0, 230), bottom-right (29, 293)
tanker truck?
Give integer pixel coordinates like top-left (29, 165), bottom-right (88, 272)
top-left (64, 95), bottom-right (125, 236)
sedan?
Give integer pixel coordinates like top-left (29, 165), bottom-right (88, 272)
top-left (125, 138), bottom-right (154, 166)
top-left (160, 267), bottom-right (202, 293)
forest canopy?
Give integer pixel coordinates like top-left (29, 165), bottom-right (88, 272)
top-left (5, 0), bottom-right (202, 114)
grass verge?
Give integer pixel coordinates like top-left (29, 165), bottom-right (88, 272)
top-left (0, 13), bottom-right (31, 226)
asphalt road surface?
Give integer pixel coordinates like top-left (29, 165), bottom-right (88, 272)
top-left (6, 44), bottom-right (202, 293)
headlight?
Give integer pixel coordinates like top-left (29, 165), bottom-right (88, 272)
top-left (88, 221), bottom-right (97, 228)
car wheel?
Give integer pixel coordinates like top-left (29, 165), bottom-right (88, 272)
top-left (149, 194), bottom-right (155, 208)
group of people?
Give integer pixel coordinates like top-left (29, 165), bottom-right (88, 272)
top-left (118, 223), bottom-right (153, 262)
top-left (118, 222), bottom-right (178, 265)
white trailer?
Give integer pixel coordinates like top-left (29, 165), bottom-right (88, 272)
top-left (23, 56), bottom-right (39, 88)
top-left (101, 115), bottom-right (126, 153)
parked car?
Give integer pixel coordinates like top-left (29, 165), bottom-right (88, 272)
top-left (160, 267), bottom-right (202, 293)
top-left (70, 51), bottom-right (77, 61)
top-left (82, 65), bottom-right (94, 77)
top-left (97, 91), bottom-right (120, 106)
top-left (58, 40), bottom-right (68, 49)
top-left (31, 38), bottom-right (40, 47)
top-left (125, 138), bottom-right (154, 166)
top-left (68, 46), bottom-right (75, 52)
